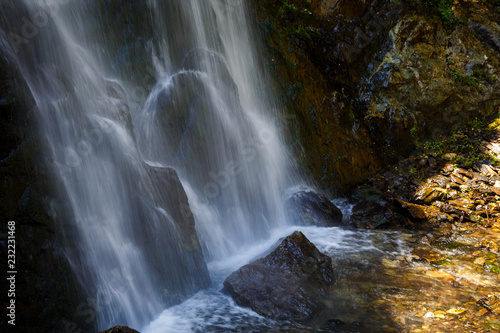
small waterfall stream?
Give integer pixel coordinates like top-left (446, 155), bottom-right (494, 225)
top-left (1, 0), bottom-right (299, 329)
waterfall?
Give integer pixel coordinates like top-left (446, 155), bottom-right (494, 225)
top-left (1, 0), bottom-right (298, 330)
top-left (138, 0), bottom-right (295, 260)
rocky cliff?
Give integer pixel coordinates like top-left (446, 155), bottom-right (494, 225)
top-left (252, 0), bottom-right (500, 193)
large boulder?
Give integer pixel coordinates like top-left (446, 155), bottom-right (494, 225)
top-left (223, 231), bottom-right (334, 321)
top-left (286, 188), bottom-right (344, 227)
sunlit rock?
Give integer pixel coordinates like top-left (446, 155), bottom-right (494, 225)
top-left (414, 185), bottom-right (448, 205)
top-left (396, 199), bottom-right (453, 223)
top-left (477, 294), bottom-right (500, 314)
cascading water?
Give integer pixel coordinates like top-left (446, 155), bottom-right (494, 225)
top-left (137, 0), bottom-right (295, 260)
top-left (1, 0), bottom-right (299, 330)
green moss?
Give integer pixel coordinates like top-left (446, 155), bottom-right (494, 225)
top-left (422, 140), bottom-right (445, 155)
top-left (278, 1), bottom-right (312, 21)
top-left (347, 105), bottom-right (356, 124)
top-left (294, 24), bottom-right (312, 41)
top-left (485, 263), bottom-right (500, 274)
top-left (485, 252), bottom-right (498, 261)
top-left (449, 69), bottom-right (480, 87)
top-left (446, 242), bottom-right (463, 249)
top-left (483, 322), bottom-right (500, 331)
top-left (415, 115), bottom-right (500, 168)
top-left (432, 259), bottom-right (451, 266)
top-left (410, 126), bottom-right (419, 142)
top-left (467, 117), bottom-right (486, 130)
top-left (418, 0), bottom-right (457, 30)
top-left (473, 66), bottom-right (496, 84)
top-left (272, 1), bottom-right (315, 41)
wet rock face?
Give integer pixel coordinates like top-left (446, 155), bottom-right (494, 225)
top-left (253, 0), bottom-right (500, 193)
top-left (143, 165), bottom-right (211, 303)
top-left (361, 12), bottom-right (500, 152)
top-left (223, 231), bottom-right (334, 321)
top-left (252, 0), bottom-right (389, 193)
top-left (0, 49), bottom-right (92, 331)
top-left (145, 166), bottom-right (205, 253)
top-left (286, 188), bottom-right (344, 227)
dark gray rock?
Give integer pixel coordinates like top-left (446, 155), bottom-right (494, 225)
top-left (98, 326), bottom-right (140, 333)
top-left (143, 165), bottom-right (211, 303)
top-left (351, 200), bottom-right (407, 229)
top-left (286, 188), bottom-right (344, 227)
top-left (145, 165), bottom-right (207, 255)
top-left (223, 231), bottom-right (334, 321)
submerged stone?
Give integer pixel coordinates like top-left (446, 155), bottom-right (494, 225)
top-left (223, 231), bottom-right (334, 321)
top-left (320, 319), bottom-right (369, 332)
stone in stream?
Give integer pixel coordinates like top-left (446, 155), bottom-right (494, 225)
top-left (320, 319), bottom-right (369, 333)
top-left (351, 200), bottom-right (408, 229)
top-left (477, 294), bottom-right (500, 314)
top-left (145, 165), bottom-right (206, 254)
top-left (98, 326), bottom-right (140, 333)
top-left (223, 231), bottom-right (334, 321)
top-left (285, 188), bottom-right (344, 227)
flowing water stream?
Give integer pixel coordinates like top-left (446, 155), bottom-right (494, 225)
top-left (140, 224), bottom-right (409, 333)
